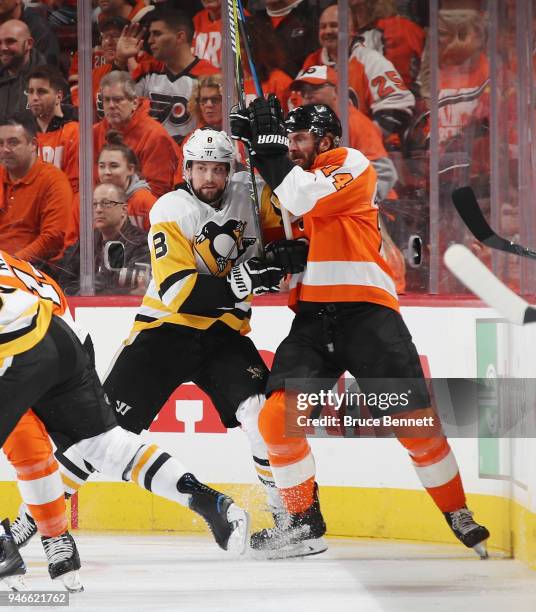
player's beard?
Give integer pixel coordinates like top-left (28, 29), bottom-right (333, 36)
top-left (194, 185), bottom-right (226, 206)
top-left (289, 148), bottom-right (316, 170)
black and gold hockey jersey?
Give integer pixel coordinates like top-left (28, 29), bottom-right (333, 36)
top-left (132, 172), bottom-right (283, 336)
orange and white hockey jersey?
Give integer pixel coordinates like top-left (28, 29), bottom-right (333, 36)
top-left (0, 251), bottom-right (66, 360)
top-left (273, 148), bottom-right (399, 312)
top-left (192, 8), bottom-right (222, 68)
top-left (301, 44), bottom-right (415, 121)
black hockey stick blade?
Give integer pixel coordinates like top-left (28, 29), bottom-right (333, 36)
top-left (452, 186), bottom-right (536, 260)
top-left (444, 244), bottom-right (536, 325)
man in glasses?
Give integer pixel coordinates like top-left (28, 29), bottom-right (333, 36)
top-left (57, 182), bottom-right (150, 295)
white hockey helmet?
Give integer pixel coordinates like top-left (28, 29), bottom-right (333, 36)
top-left (183, 128), bottom-right (235, 179)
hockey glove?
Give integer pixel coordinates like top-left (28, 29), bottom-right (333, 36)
top-left (227, 257), bottom-right (285, 301)
top-left (248, 94), bottom-right (289, 156)
top-left (373, 109), bottom-right (411, 137)
top-left (229, 105), bottom-right (252, 148)
top-left (265, 239), bottom-right (309, 274)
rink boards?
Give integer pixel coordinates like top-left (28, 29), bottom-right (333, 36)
top-left (1, 298), bottom-right (535, 568)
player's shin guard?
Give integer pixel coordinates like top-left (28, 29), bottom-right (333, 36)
top-left (254, 391), bottom-right (327, 558)
top-left (397, 434), bottom-right (466, 512)
top-left (3, 411), bottom-right (67, 546)
top-left (236, 394), bottom-right (285, 515)
top-left (397, 425), bottom-right (489, 557)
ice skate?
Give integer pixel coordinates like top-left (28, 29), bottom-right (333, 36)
top-left (250, 483), bottom-right (327, 559)
top-left (444, 507), bottom-right (490, 559)
top-left (178, 473), bottom-right (249, 554)
top-left (42, 531), bottom-right (83, 592)
top-left (10, 504), bottom-right (37, 549)
top-left (0, 519), bottom-right (28, 591)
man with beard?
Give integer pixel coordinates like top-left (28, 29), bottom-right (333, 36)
top-left (0, 20), bottom-right (45, 120)
top-left (0, 0), bottom-right (59, 65)
top-left (231, 97), bottom-right (490, 559)
top-left (40, 128), bottom-right (318, 559)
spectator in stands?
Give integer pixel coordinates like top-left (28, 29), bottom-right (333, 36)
top-left (94, 70), bottom-right (181, 197)
top-left (115, 9), bottom-right (218, 144)
top-left (300, 4), bottom-right (415, 147)
top-left (188, 72), bottom-right (222, 130)
top-left (291, 65), bottom-right (397, 200)
top-left (70, 16), bottom-right (130, 114)
top-left (41, 0), bottom-right (78, 28)
top-left (0, 0), bottom-right (59, 65)
top-left (26, 65), bottom-right (79, 194)
top-left (95, 0), bottom-right (154, 25)
top-left (148, 0), bottom-right (203, 18)
top-left (192, 0), bottom-right (222, 68)
top-left (0, 20), bottom-right (46, 120)
top-left (349, 0), bottom-right (425, 92)
top-left (57, 182), bottom-right (151, 295)
top-left (0, 112), bottom-right (72, 268)
top-left (253, 0), bottom-right (324, 77)
top-left (98, 130), bottom-right (156, 231)
top-left (243, 16), bottom-right (292, 110)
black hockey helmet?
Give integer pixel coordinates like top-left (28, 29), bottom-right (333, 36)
top-left (285, 104), bottom-right (342, 142)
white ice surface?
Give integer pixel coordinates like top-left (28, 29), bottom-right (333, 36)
top-left (2, 533), bottom-right (535, 612)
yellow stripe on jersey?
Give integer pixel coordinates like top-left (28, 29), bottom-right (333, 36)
top-left (0, 299), bottom-right (53, 359)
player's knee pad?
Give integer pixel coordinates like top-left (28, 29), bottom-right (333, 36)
top-left (3, 410), bottom-right (53, 475)
top-left (71, 426), bottom-right (143, 481)
top-left (258, 390), bottom-right (287, 447)
top-left (235, 394), bottom-right (266, 456)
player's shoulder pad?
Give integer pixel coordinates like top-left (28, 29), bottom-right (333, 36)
top-left (149, 187), bottom-right (200, 230)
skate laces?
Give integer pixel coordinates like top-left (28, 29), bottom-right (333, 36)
top-left (11, 507), bottom-right (36, 546)
top-left (450, 508), bottom-right (478, 534)
top-left (42, 533), bottom-right (74, 566)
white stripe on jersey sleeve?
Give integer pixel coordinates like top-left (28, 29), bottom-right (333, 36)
top-left (274, 148), bottom-right (370, 216)
top-left (149, 191), bottom-right (201, 242)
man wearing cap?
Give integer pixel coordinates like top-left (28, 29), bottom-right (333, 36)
top-left (291, 65), bottom-right (397, 200)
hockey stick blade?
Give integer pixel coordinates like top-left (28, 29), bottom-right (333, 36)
top-left (444, 244), bottom-right (536, 325)
top-left (452, 186), bottom-right (536, 260)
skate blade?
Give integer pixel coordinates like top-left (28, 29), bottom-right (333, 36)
top-left (58, 570), bottom-right (84, 593)
top-left (3, 574), bottom-right (29, 591)
top-left (225, 504), bottom-right (250, 556)
top-left (251, 537), bottom-right (328, 560)
top-left (473, 541), bottom-right (489, 559)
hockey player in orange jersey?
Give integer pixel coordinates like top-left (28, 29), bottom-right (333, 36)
top-left (0, 251), bottom-right (249, 591)
top-left (231, 97), bottom-right (490, 559)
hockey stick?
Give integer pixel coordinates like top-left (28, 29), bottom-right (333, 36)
top-left (234, 0), bottom-right (293, 240)
top-left (444, 244), bottom-right (536, 325)
top-left (451, 186), bottom-right (536, 260)
top-left (228, 0), bottom-right (265, 256)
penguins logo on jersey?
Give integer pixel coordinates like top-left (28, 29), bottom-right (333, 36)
top-left (194, 219), bottom-right (256, 276)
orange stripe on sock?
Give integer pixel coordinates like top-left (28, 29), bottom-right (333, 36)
top-left (280, 476), bottom-right (315, 514)
top-left (425, 472), bottom-right (466, 513)
top-left (131, 445), bottom-right (158, 484)
top-left (28, 495), bottom-right (67, 538)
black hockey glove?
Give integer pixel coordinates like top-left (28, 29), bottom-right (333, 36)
top-left (248, 94), bottom-right (289, 156)
top-left (227, 256), bottom-right (285, 300)
top-left (265, 239), bottom-right (309, 274)
top-left (229, 105), bottom-right (251, 148)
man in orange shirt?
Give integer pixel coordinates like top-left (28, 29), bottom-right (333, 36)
top-left (0, 113), bottom-right (72, 270)
top-left (192, 0), bottom-right (222, 68)
top-left (290, 65), bottom-right (397, 200)
top-left (232, 97), bottom-right (490, 560)
top-left (93, 70), bottom-right (181, 197)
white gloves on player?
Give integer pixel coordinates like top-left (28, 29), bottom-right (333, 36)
top-left (227, 257), bottom-right (285, 301)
